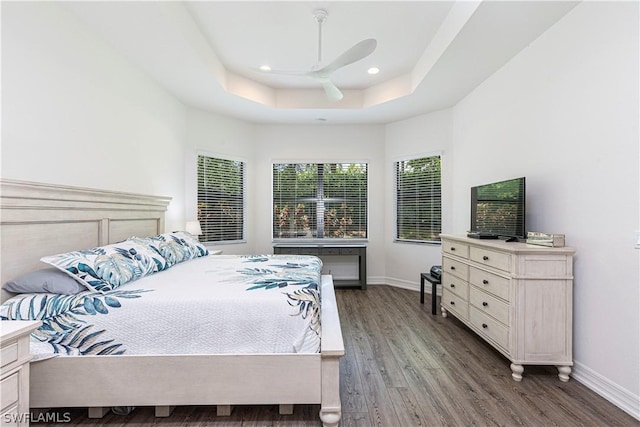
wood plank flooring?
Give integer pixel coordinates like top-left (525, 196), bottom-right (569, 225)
top-left (39, 286), bottom-right (638, 426)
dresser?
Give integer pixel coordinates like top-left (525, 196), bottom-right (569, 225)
top-left (1, 321), bottom-right (41, 426)
top-left (440, 234), bottom-right (575, 382)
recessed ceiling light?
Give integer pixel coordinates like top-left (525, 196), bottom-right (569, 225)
top-left (259, 65), bottom-right (271, 72)
top-left (367, 67), bottom-right (379, 75)
top-left (316, 118), bottom-right (327, 122)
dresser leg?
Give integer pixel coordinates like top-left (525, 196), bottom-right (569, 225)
top-left (557, 365), bottom-right (572, 382)
top-left (441, 306), bottom-right (447, 317)
top-left (510, 363), bottom-right (524, 381)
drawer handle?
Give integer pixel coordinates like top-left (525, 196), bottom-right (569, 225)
top-left (483, 255), bottom-right (489, 261)
top-left (482, 279), bottom-right (489, 285)
top-left (450, 284), bottom-right (455, 288)
top-left (450, 247), bottom-right (456, 251)
top-left (450, 301), bottom-right (455, 306)
top-left (482, 301), bottom-right (488, 307)
top-left (450, 266), bottom-right (456, 270)
top-left (482, 323), bottom-right (488, 329)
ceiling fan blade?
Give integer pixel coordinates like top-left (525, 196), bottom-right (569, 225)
top-left (317, 38), bottom-right (377, 75)
top-left (321, 80), bottom-right (344, 101)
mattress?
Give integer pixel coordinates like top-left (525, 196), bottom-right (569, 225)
top-left (0, 254), bottom-right (323, 360)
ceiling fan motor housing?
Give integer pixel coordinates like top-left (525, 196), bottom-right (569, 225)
top-left (313, 9), bottom-right (328, 24)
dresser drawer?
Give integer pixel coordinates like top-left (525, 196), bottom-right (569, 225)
top-left (1, 403), bottom-right (19, 426)
top-left (469, 268), bottom-right (510, 301)
top-left (442, 241), bottom-right (469, 259)
top-left (470, 247), bottom-right (510, 272)
top-left (443, 257), bottom-right (469, 280)
top-left (442, 289), bottom-right (468, 321)
top-left (469, 307), bottom-right (509, 350)
top-left (470, 287), bottom-right (509, 325)
top-left (1, 343), bottom-right (18, 369)
top-left (442, 272), bottom-right (468, 300)
top-left (1, 371), bottom-right (19, 412)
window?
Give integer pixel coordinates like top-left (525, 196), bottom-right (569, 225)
top-left (395, 155), bottom-right (441, 243)
top-left (273, 162), bottom-right (368, 240)
top-left (197, 154), bottom-right (245, 243)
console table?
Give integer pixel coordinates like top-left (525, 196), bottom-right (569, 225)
top-left (273, 244), bottom-right (366, 289)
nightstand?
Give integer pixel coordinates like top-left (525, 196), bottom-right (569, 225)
top-left (1, 321), bottom-right (41, 426)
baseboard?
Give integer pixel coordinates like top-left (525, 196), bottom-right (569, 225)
top-left (572, 360), bottom-right (640, 421)
top-left (367, 276), bottom-right (442, 296)
top-left (369, 276), bottom-right (423, 292)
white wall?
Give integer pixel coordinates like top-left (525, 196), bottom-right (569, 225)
top-left (384, 109), bottom-right (453, 289)
top-left (253, 124), bottom-right (386, 280)
top-left (449, 1), bottom-right (638, 415)
top-left (1, 2), bottom-right (187, 231)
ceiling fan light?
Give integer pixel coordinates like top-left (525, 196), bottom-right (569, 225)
top-left (368, 67), bottom-right (379, 75)
top-left (259, 65), bottom-right (271, 72)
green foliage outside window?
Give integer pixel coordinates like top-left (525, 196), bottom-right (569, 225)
top-left (273, 163), bottom-right (367, 239)
top-left (197, 155), bottom-right (244, 243)
top-left (395, 155), bottom-right (441, 242)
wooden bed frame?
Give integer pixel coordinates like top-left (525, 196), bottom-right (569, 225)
top-left (0, 179), bottom-right (344, 427)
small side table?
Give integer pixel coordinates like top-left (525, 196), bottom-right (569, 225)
top-left (420, 273), bottom-right (441, 314)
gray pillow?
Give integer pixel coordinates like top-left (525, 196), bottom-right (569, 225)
top-left (3, 268), bottom-right (86, 295)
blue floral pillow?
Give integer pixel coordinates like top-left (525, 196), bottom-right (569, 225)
top-left (40, 241), bottom-right (168, 293)
top-left (131, 231), bottom-right (208, 267)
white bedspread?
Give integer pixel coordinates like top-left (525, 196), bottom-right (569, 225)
top-left (1, 255), bottom-right (323, 359)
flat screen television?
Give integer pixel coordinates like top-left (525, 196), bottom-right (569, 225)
top-left (469, 177), bottom-right (526, 240)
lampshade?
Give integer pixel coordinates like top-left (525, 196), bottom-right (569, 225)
top-left (185, 220), bottom-right (203, 236)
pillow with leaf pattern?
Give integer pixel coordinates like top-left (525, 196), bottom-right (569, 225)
top-left (40, 240), bottom-right (168, 293)
top-left (130, 231), bottom-right (208, 267)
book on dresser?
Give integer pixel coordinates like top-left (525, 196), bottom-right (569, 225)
top-left (439, 234), bottom-right (575, 382)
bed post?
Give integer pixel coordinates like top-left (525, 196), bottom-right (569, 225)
top-left (319, 355), bottom-right (342, 427)
top-left (319, 275), bottom-right (344, 427)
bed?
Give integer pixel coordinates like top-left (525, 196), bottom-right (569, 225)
top-left (0, 179), bottom-right (344, 426)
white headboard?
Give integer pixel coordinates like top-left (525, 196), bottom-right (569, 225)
top-left (0, 179), bottom-right (171, 302)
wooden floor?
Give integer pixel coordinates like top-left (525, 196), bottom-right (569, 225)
top-left (41, 286), bottom-right (638, 426)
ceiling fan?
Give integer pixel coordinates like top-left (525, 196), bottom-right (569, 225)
top-left (260, 9), bottom-right (377, 101)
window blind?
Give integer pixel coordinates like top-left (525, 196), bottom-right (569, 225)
top-left (395, 155), bottom-right (441, 242)
top-left (197, 155), bottom-right (245, 243)
top-left (273, 163), bottom-right (368, 240)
